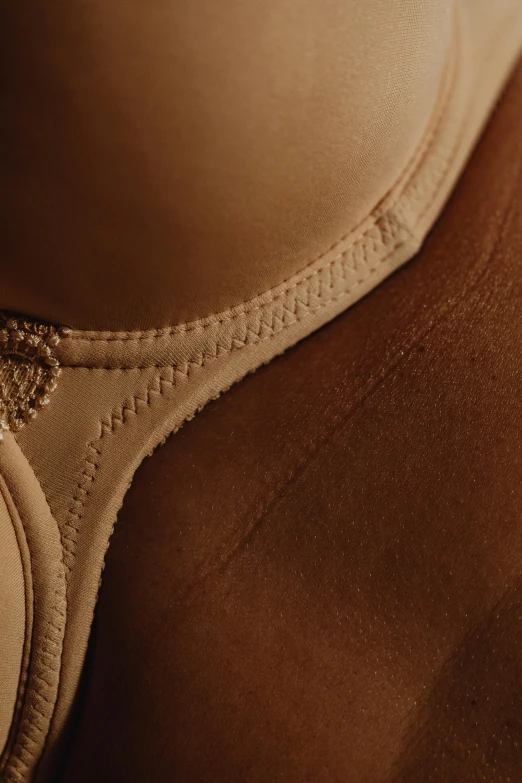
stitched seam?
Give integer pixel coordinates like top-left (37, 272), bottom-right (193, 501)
top-left (0, 477), bottom-right (66, 783)
top-left (64, 220), bottom-right (410, 346)
top-left (4, 588), bottom-right (65, 782)
top-left (65, 228), bottom-right (408, 343)
top-left (64, 214), bottom-right (412, 370)
top-left (0, 476), bottom-right (32, 777)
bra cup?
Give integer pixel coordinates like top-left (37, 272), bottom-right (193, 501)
top-left (0, 0), bottom-right (453, 330)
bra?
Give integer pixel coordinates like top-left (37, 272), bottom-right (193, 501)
top-left (1, 1), bottom-right (522, 779)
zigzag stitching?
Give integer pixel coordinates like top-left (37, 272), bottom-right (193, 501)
top-left (5, 580), bottom-right (66, 780)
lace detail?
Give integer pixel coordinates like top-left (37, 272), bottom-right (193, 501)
top-left (0, 313), bottom-right (70, 440)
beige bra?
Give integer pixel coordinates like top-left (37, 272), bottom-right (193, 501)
top-left (1, 1), bottom-right (522, 779)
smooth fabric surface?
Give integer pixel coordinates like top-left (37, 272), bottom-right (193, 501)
top-left (60, 58), bottom-right (522, 782)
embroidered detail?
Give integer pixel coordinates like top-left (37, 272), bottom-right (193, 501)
top-left (0, 313), bottom-right (71, 440)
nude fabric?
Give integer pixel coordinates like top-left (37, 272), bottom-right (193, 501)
top-left (0, 1), bottom-right (522, 780)
top-left (0, 485), bottom-right (26, 758)
top-left (61, 58), bottom-right (522, 782)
